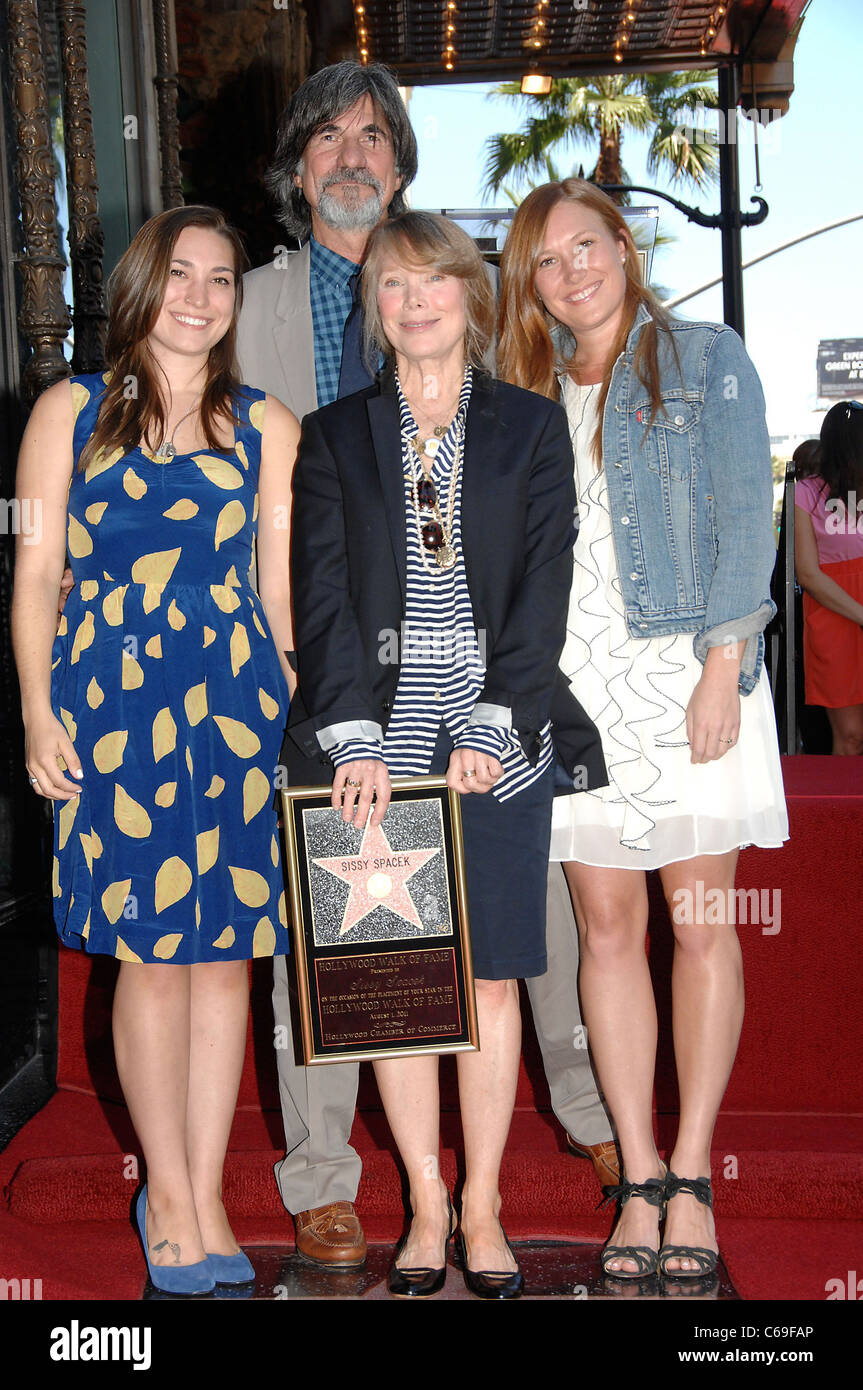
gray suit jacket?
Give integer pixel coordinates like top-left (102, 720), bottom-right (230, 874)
top-left (236, 242), bottom-right (317, 418)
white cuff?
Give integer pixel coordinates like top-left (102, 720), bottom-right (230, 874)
top-left (316, 719), bottom-right (385, 752)
top-left (467, 702), bottom-right (512, 731)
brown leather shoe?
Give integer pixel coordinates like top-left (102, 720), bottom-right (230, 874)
top-left (294, 1201), bottom-right (367, 1269)
top-left (566, 1134), bottom-right (621, 1187)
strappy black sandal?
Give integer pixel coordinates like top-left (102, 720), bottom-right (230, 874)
top-left (658, 1172), bottom-right (718, 1277)
top-left (599, 1172), bottom-right (666, 1278)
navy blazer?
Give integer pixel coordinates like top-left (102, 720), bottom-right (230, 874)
top-left (284, 367), bottom-right (606, 791)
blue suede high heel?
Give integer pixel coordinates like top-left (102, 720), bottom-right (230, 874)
top-left (136, 1186), bottom-right (214, 1294)
top-left (206, 1250), bottom-right (255, 1284)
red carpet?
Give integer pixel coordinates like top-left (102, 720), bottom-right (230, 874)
top-left (2, 755), bottom-right (861, 1299)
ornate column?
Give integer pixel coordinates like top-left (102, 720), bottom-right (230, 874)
top-left (58, 0), bottom-right (107, 373)
top-left (152, 0), bottom-right (184, 209)
top-left (8, 0), bottom-right (72, 404)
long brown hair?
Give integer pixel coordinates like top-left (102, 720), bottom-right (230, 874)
top-left (78, 206), bottom-right (249, 473)
top-left (498, 179), bottom-right (679, 464)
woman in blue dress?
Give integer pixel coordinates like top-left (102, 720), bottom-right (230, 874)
top-left (12, 206), bottom-right (298, 1293)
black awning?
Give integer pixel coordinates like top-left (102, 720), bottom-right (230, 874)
top-left (306, 0), bottom-right (809, 85)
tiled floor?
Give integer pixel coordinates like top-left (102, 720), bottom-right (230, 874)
top-left (142, 1242), bottom-right (737, 1301)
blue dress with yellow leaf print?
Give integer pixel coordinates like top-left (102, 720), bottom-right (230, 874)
top-left (51, 373), bottom-right (291, 964)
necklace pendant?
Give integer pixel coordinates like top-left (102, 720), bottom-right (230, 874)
top-left (433, 423), bottom-right (447, 438)
top-left (414, 433), bottom-right (439, 458)
top-left (435, 543), bottom-right (457, 570)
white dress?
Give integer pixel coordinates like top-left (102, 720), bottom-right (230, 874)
top-left (549, 378), bottom-right (789, 869)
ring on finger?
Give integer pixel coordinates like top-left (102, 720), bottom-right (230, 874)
top-left (345, 777), bottom-right (363, 788)
top-left (720, 737), bottom-right (735, 745)
top-left (28, 774), bottom-right (39, 786)
top-left (463, 769), bottom-right (477, 779)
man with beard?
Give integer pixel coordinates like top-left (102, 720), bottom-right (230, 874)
top-left (237, 62), bottom-right (415, 419)
top-left (236, 62), bottom-right (418, 1271)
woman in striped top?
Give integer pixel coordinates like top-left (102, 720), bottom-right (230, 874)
top-left (287, 212), bottom-right (605, 1299)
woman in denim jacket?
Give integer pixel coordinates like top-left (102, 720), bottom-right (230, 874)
top-left (499, 179), bottom-right (788, 1281)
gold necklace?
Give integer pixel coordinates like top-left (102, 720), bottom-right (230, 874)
top-left (405, 394), bottom-right (461, 459)
top-left (409, 432), bottom-right (462, 572)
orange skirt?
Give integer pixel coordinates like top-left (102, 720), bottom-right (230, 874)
top-left (803, 555), bottom-right (863, 707)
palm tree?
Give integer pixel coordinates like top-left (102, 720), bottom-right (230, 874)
top-left (482, 72), bottom-right (720, 202)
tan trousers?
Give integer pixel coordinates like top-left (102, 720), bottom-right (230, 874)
top-left (525, 863), bottom-right (615, 1146)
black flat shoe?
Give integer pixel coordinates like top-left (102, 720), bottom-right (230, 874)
top-left (388, 1194), bottom-right (455, 1298)
top-left (455, 1228), bottom-right (524, 1300)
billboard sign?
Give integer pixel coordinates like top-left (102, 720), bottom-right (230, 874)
top-left (817, 339), bottom-right (863, 399)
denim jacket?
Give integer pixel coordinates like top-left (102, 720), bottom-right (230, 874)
top-left (559, 303), bottom-right (777, 695)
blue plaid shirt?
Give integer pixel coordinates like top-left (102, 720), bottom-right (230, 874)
top-left (308, 237), bottom-right (360, 408)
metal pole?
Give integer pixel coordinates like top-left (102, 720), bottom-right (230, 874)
top-left (718, 64), bottom-right (745, 338)
top-left (152, 0), bottom-right (183, 210)
top-left (663, 212), bottom-right (863, 310)
top-left (783, 470), bottom-right (797, 753)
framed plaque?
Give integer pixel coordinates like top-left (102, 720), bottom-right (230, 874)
top-left (280, 775), bottom-right (479, 1064)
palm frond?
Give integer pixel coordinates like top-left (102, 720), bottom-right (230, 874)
top-left (647, 123), bottom-right (719, 189)
top-left (481, 132), bottom-right (533, 197)
top-left (594, 93), bottom-right (654, 137)
top-left (640, 71), bottom-right (717, 101)
top-left (481, 109), bottom-right (588, 195)
top-left (483, 70), bottom-right (722, 201)
top-left (487, 79), bottom-right (586, 120)
top-left (655, 89), bottom-right (721, 125)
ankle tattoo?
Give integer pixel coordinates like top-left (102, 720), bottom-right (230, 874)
top-left (150, 1239), bottom-right (181, 1265)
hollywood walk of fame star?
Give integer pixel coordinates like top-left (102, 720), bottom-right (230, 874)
top-left (312, 818), bottom-right (441, 937)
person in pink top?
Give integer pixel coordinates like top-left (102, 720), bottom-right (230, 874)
top-left (794, 400), bottom-right (863, 753)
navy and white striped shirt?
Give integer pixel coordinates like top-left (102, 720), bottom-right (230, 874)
top-left (327, 366), bottom-right (553, 802)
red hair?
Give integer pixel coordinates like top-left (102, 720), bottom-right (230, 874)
top-left (498, 179), bottom-right (678, 464)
